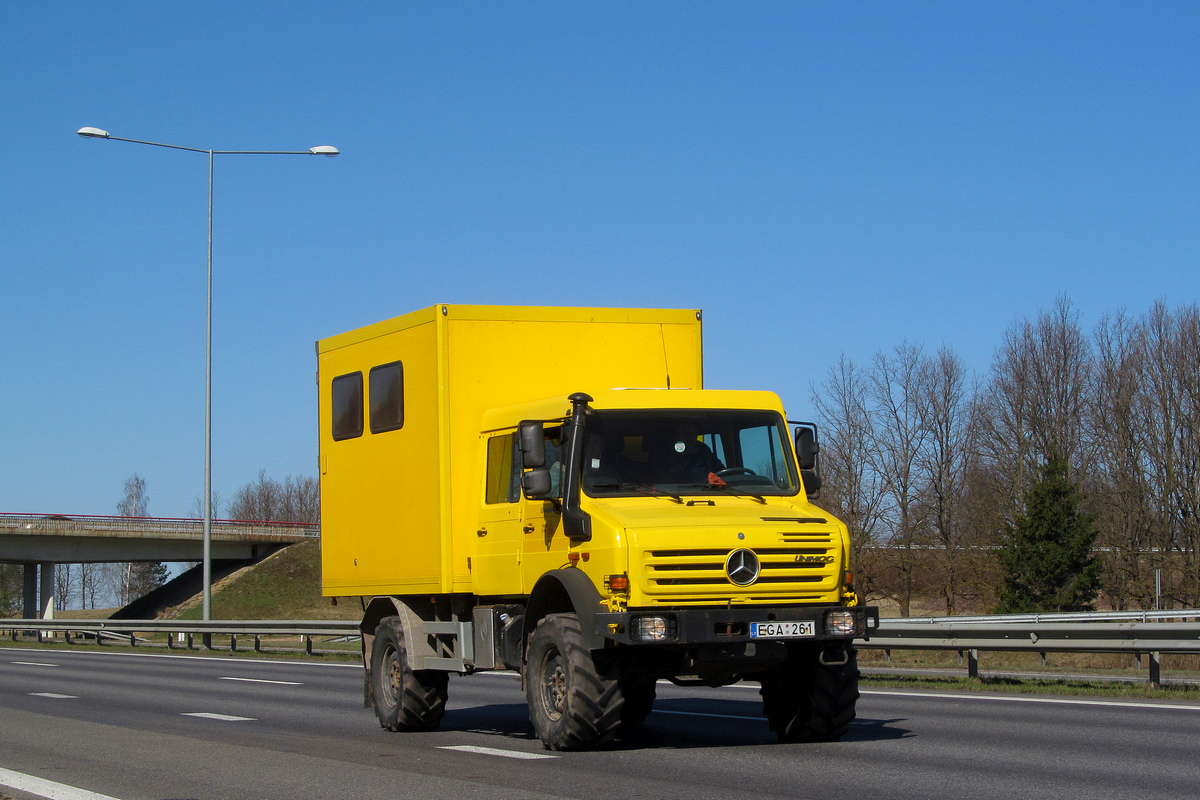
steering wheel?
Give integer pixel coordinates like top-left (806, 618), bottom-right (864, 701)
top-left (715, 467), bottom-right (758, 478)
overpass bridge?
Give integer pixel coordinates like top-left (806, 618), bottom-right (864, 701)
top-left (1, 513), bottom-right (319, 620)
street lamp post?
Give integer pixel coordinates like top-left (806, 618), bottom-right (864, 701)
top-left (77, 127), bottom-right (338, 622)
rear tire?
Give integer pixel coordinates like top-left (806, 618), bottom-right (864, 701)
top-left (524, 613), bottom-right (622, 750)
top-left (759, 644), bottom-right (859, 742)
top-left (371, 616), bottom-right (448, 731)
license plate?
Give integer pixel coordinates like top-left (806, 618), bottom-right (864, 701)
top-left (750, 621), bottom-right (815, 639)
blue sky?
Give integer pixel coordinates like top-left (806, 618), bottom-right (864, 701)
top-left (2, 3), bottom-right (1198, 518)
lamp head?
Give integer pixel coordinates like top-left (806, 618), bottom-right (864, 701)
top-left (77, 127), bottom-right (111, 139)
top-left (309, 145), bottom-right (339, 157)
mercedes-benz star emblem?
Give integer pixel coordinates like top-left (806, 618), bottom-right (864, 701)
top-left (725, 548), bottom-right (760, 586)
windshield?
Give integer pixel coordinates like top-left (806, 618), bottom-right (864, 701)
top-left (581, 410), bottom-right (799, 497)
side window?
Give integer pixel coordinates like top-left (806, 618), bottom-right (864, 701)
top-left (544, 427), bottom-right (564, 499)
top-left (369, 361), bottom-right (404, 434)
top-left (331, 372), bottom-right (363, 441)
top-left (485, 433), bottom-right (520, 504)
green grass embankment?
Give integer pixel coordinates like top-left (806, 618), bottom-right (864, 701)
top-left (171, 540), bottom-right (359, 622)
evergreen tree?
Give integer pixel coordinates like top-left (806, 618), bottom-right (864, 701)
top-left (995, 454), bottom-right (1102, 613)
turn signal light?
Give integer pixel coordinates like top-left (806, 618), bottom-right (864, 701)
top-left (605, 573), bottom-right (630, 592)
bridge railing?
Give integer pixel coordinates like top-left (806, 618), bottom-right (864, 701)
top-left (0, 513), bottom-right (319, 540)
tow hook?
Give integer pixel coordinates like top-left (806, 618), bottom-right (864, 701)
top-left (818, 643), bottom-right (849, 666)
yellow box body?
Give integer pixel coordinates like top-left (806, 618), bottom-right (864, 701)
top-left (317, 305), bottom-right (704, 597)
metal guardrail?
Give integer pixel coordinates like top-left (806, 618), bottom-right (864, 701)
top-left (865, 611), bottom-right (1200, 684)
top-left (1, 619), bottom-right (358, 654)
top-left (6, 611), bottom-right (1200, 684)
top-left (885, 609), bottom-right (1200, 625)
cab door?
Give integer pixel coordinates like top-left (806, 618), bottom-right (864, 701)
top-left (475, 432), bottom-right (524, 595)
top-left (520, 430), bottom-right (568, 586)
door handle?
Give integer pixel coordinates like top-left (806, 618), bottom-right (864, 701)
top-left (477, 529), bottom-right (487, 537)
top-left (523, 524), bottom-right (536, 534)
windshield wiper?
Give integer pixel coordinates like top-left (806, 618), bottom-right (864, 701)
top-left (593, 482), bottom-right (684, 503)
top-left (704, 484), bottom-right (767, 504)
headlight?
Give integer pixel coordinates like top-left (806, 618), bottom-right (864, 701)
top-left (825, 610), bottom-right (858, 636)
top-left (632, 615), bottom-right (677, 642)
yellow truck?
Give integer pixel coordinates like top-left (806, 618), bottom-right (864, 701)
top-left (317, 304), bottom-right (876, 750)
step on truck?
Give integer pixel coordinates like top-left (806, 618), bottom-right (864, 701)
top-left (317, 305), bottom-right (877, 750)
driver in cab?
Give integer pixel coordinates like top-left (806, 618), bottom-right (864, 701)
top-left (649, 421), bottom-right (725, 484)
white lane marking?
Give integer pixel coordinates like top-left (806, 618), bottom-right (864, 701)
top-left (12, 661), bottom-right (58, 667)
top-left (0, 766), bottom-right (122, 800)
top-left (181, 712), bottom-right (256, 721)
top-left (30, 693), bottom-right (77, 699)
top-left (218, 676), bottom-right (303, 685)
top-left (438, 745), bottom-right (557, 760)
top-left (861, 688), bottom-right (1200, 712)
top-left (654, 708), bottom-right (763, 722)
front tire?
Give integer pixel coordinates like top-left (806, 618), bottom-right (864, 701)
top-left (759, 643), bottom-right (859, 742)
top-left (371, 616), bottom-right (448, 731)
top-left (524, 613), bottom-right (622, 750)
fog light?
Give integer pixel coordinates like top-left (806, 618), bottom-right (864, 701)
top-left (826, 610), bottom-right (857, 636)
top-left (632, 615), bottom-right (676, 641)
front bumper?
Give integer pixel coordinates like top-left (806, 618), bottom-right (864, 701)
top-left (594, 605), bottom-right (878, 646)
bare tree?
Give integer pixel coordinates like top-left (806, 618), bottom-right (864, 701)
top-left (78, 563), bottom-right (102, 610)
top-left (113, 474), bottom-right (167, 607)
top-left (914, 347), bottom-right (976, 614)
top-left (228, 471), bottom-right (320, 523)
top-left (282, 475), bottom-right (320, 523)
top-left (812, 356), bottom-right (886, 600)
top-left (54, 563), bottom-right (76, 611)
top-left (1091, 310), bottom-right (1157, 609)
top-left (1136, 302), bottom-right (1200, 605)
top-left (117, 474), bottom-right (149, 518)
top-left (189, 490), bottom-right (223, 520)
top-left (977, 295), bottom-right (1094, 527)
top-left (866, 343), bottom-right (931, 616)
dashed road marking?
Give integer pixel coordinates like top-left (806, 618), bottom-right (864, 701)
top-left (29, 692), bottom-right (77, 699)
top-left (11, 661), bottom-right (58, 667)
top-left (181, 712), bottom-right (256, 721)
top-left (438, 745), bottom-right (557, 760)
top-left (218, 676), bottom-right (302, 685)
top-left (0, 766), bottom-right (122, 800)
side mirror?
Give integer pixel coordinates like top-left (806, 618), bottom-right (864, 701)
top-left (795, 426), bottom-right (819, 470)
top-left (519, 421), bottom-right (545, 469)
top-left (522, 468), bottom-right (552, 499)
top-left (794, 424), bottom-right (822, 497)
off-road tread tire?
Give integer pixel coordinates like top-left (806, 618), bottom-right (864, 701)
top-left (760, 644), bottom-right (859, 743)
top-left (525, 613), bottom-right (623, 751)
top-left (618, 676), bottom-right (657, 729)
top-left (371, 616), bottom-right (449, 732)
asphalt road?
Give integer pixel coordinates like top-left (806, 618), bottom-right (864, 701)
top-left (1, 646), bottom-right (1198, 800)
